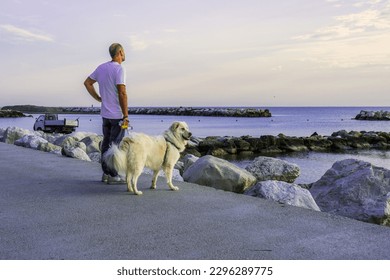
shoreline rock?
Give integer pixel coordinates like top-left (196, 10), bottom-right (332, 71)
top-left (355, 110), bottom-right (390, 121)
top-left (310, 159), bottom-right (390, 225)
top-left (2, 105), bottom-right (272, 118)
top-left (245, 156), bottom-right (300, 183)
top-left (0, 110), bottom-right (29, 118)
top-left (245, 181), bottom-right (320, 211)
top-left (182, 155), bottom-right (257, 193)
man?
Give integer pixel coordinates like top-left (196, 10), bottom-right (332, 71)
top-left (84, 43), bottom-right (129, 183)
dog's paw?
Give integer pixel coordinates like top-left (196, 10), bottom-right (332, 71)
top-left (150, 185), bottom-right (156, 190)
top-left (135, 190), bottom-right (143, 195)
top-left (171, 186), bottom-right (179, 191)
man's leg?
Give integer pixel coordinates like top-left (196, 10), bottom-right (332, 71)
top-left (101, 118), bottom-right (118, 177)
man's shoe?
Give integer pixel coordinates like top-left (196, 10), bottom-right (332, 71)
top-left (107, 175), bottom-right (126, 184)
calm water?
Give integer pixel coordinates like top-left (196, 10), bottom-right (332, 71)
top-left (2, 106), bottom-right (390, 183)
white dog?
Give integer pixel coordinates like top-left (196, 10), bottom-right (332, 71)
top-left (103, 121), bottom-right (192, 195)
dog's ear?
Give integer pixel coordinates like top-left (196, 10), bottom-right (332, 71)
top-left (170, 122), bottom-right (180, 131)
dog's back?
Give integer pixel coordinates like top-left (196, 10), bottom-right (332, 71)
top-left (104, 133), bottom-right (167, 177)
top-left (123, 133), bottom-right (167, 171)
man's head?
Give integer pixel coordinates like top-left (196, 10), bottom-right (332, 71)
top-left (109, 43), bottom-right (125, 62)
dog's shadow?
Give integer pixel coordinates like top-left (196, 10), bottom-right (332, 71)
top-left (66, 177), bottom-right (178, 196)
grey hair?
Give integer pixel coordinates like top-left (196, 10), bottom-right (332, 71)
top-left (109, 43), bottom-right (123, 58)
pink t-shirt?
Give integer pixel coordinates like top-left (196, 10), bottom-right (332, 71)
top-left (89, 61), bottom-right (126, 119)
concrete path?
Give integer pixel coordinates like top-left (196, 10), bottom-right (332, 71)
top-left (1, 142), bottom-right (390, 260)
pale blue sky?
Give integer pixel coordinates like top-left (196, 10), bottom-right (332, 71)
top-left (1, 0), bottom-right (389, 107)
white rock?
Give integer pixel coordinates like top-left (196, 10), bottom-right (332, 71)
top-left (80, 135), bottom-right (103, 154)
top-left (63, 147), bottom-right (91, 161)
top-left (2, 127), bottom-right (32, 144)
top-left (245, 180), bottom-right (320, 211)
top-left (38, 142), bottom-right (62, 154)
top-left (245, 156), bottom-right (300, 183)
top-left (310, 159), bottom-right (390, 225)
top-left (14, 134), bottom-right (48, 149)
top-left (183, 155), bottom-right (257, 193)
top-left (182, 154), bottom-right (199, 174)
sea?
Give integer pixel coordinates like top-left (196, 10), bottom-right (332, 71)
top-left (1, 106), bottom-right (390, 184)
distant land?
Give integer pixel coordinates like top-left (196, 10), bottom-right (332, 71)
top-left (1, 105), bottom-right (272, 118)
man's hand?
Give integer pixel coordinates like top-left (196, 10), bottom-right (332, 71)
top-left (121, 116), bottom-right (129, 129)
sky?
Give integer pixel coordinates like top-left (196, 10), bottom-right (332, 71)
top-left (0, 0), bottom-right (389, 107)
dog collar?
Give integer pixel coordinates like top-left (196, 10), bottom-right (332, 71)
top-left (164, 136), bottom-right (181, 151)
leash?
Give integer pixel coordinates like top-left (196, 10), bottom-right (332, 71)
top-left (114, 120), bottom-right (133, 144)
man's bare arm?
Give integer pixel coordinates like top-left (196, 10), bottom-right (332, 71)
top-left (84, 77), bottom-right (102, 102)
top-left (117, 84), bottom-right (128, 118)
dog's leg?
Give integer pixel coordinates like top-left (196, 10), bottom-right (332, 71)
top-left (130, 168), bottom-right (143, 195)
top-left (150, 170), bottom-right (159, 189)
top-left (132, 175), bottom-right (143, 195)
top-left (163, 166), bottom-right (179, 191)
top-left (126, 174), bottom-right (135, 194)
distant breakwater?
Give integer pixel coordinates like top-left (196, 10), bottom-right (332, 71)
top-left (355, 110), bottom-right (390, 121)
top-left (2, 105), bottom-right (272, 118)
top-left (0, 110), bottom-right (29, 118)
top-left (187, 130), bottom-right (390, 157)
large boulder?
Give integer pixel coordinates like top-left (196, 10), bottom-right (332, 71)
top-left (53, 131), bottom-right (97, 147)
top-left (38, 142), bottom-right (62, 154)
top-left (1, 127), bottom-right (31, 144)
top-left (14, 134), bottom-right (48, 149)
top-left (245, 156), bottom-right (300, 183)
top-left (310, 159), bottom-right (390, 225)
top-left (182, 154), bottom-right (199, 174)
top-left (182, 155), bottom-right (257, 193)
top-left (54, 135), bottom-right (78, 147)
top-left (62, 146), bottom-right (91, 161)
top-left (62, 141), bottom-right (90, 161)
top-left (80, 135), bottom-right (103, 154)
top-left (245, 180), bottom-right (320, 211)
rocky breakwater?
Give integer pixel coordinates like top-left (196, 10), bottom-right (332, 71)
top-left (355, 110), bottom-right (390, 121)
top-left (3, 105), bottom-right (272, 117)
top-left (187, 130), bottom-right (390, 157)
top-left (128, 107), bottom-right (272, 118)
top-left (65, 106), bottom-right (272, 117)
top-left (0, 109), bottom-right (29, 118)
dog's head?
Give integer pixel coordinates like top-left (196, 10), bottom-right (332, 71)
top-left (170, 121), bottom-right (192, 142)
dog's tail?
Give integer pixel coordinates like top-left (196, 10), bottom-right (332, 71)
top-left (103, 143), bottom-right (128, 177)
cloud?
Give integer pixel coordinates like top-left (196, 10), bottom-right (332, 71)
top-left (287, 32), bottom-right (390, 69)
top-left (288, 1), bottom-right (390, 69)
top-left (129, 35), bottom-right (149, 51)
top-left (129, 34), bottom-right (165, 51)
top-left (296, 1), bottom-right (390, 41)
top-left (0, 24), bottom-right (54, 42)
